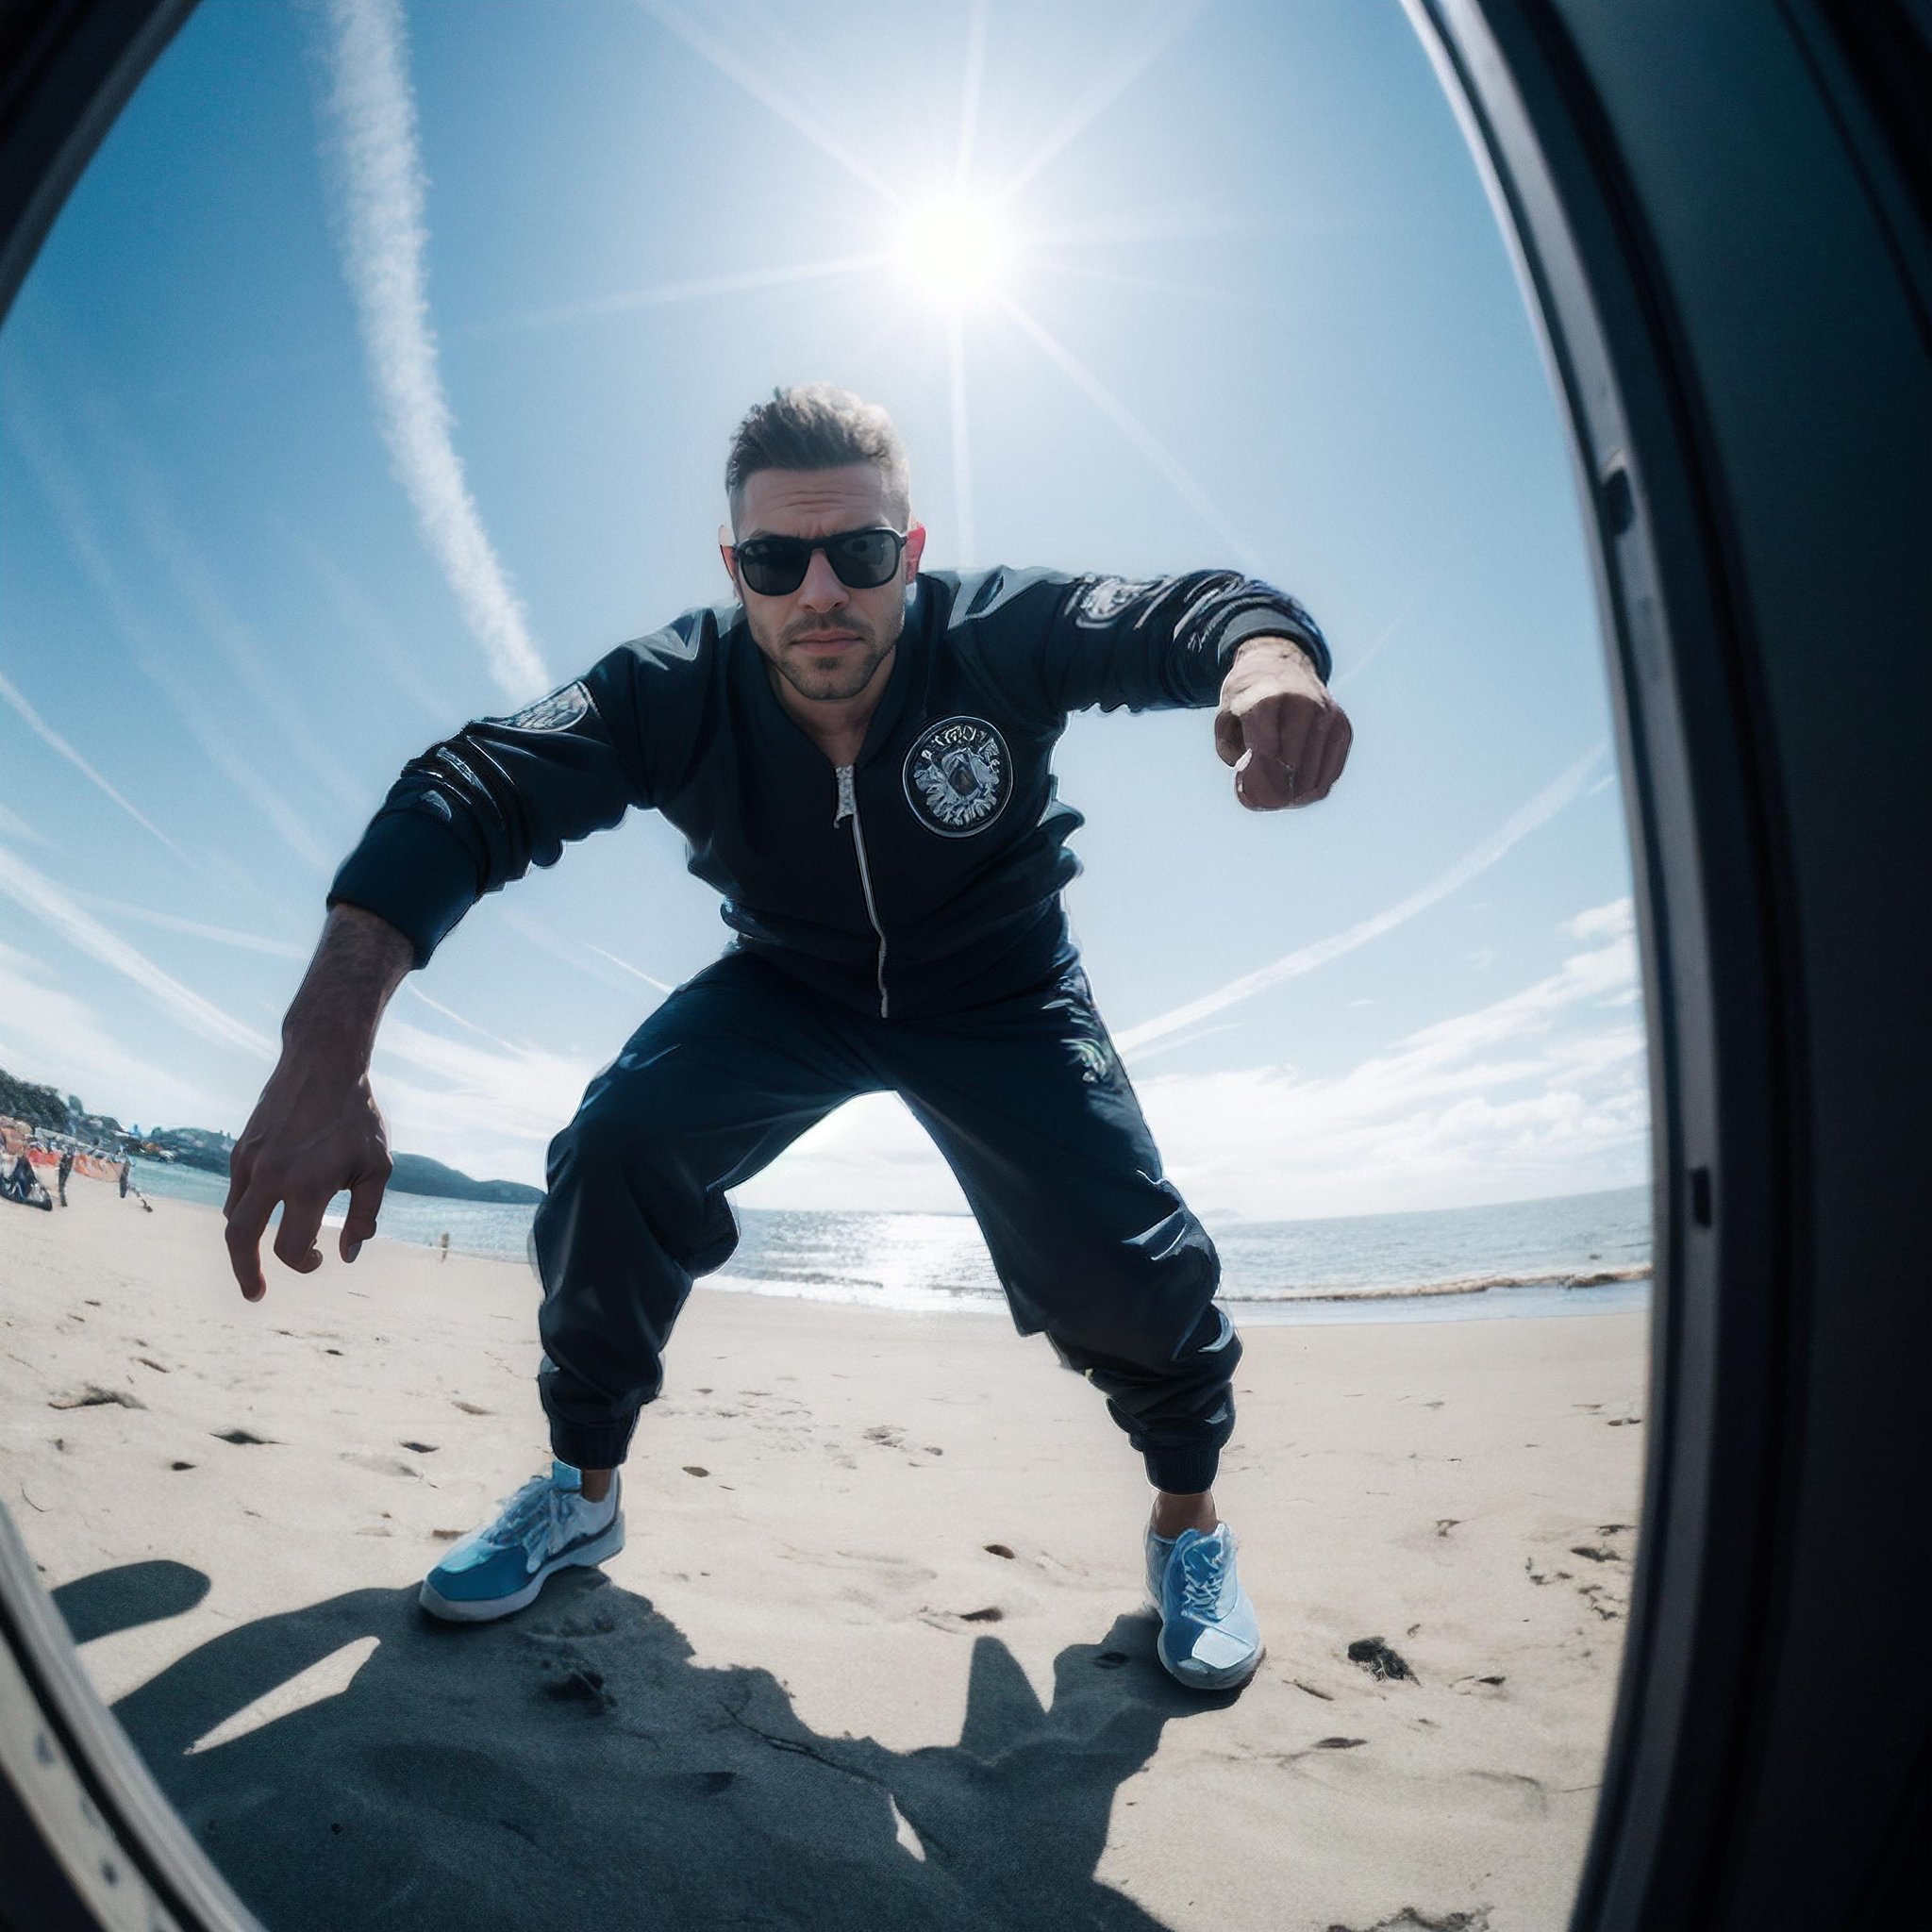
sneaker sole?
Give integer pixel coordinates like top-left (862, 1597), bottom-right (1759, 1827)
top-left (418, 1515), bottom-right (625, 1624)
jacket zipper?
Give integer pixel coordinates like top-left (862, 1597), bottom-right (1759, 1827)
top-left (834, 764), bottom-right (890, 1018)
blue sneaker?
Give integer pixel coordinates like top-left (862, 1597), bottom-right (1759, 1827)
top-left (1145, 1523), bottom-right (1264, 1690)
top-left (419, 1461), bottom-right (624, 1623)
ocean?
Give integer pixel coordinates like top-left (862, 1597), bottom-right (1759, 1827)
top-left (125, 1160), bottom-right (1652, 1327)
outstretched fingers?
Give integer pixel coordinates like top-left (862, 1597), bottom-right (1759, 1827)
top-left (340, 1162), bottom-right (390, 1263)
top-left (225, 1178), bottom-right (277, 1302)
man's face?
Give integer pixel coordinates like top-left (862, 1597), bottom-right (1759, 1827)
top-left (723, 463), bottom-right (926, 707)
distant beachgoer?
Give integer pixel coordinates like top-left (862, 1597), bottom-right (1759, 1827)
top-left (223, 385), bottom-right (1353, 1690)
top-left (57, 1149), bottom-right (72, 1207)
top-left (118, 1158), bottom-right (131, 1199)
top-left (439, 1231), bottom-right (450, 1263)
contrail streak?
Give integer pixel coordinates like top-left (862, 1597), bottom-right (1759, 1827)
top-left (404, 982), bottom-right (526, 1053)
top-left (0, 844), bottom-right (275, 1059)
top-left (1116, 744), bottom-right (1610, 1054)
top-left (316, 0), bottom-right (548, 701)
top-left (104, 420), bottom-right (365, 813)
top-left (0, 668), bottom-right (184, 857)
top-left (1001, 295), bottom-right (1265, 573)
top-left (581, 940), bottom-right (675, 995)
top-left (1, 378), bottom-right (324, 863)
top-left (70, 891), bottom-right (308, 958)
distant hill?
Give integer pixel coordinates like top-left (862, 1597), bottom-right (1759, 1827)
top-left (0, 1060), bottom-right (540, 1205)
top-left (142, 1128), bottom-right (540, 1203)
top-left (387, 1153), bottom-right (542, 1205)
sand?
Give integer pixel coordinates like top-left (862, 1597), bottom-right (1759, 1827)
top-left (1, 1173), bottom-right (1647, 1932)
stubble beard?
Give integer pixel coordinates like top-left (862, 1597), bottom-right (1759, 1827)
top-left (763, 608), bottom-right (899, 704)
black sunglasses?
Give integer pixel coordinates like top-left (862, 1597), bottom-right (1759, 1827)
top-left (733, 525), bottom-right (908, 598)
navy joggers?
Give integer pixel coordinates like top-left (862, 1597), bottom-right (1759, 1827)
top-left (531, 947), bottom-right (1241, 1494)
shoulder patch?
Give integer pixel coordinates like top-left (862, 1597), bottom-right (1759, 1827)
top-left (490, 680), bottom-right (591, 732)
top-left (903, 715), bottom-right (1012, 839)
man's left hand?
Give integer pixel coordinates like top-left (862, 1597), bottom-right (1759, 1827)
top-left (1213, 635), bottom-right (1353, 811)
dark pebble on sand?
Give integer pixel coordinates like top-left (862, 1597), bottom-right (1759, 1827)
top-left (983, 1543), bottom-right (1015, 1559)
top-left (170, 1461), bottom-right (194, 1472)
top-left (958, 1607), bottom-right (1004, 1623)
top-left (682, 1465), bottom-right (709, 1477)
top-left (1346, 1636), bottom-right (1418, 1683)
top-left (1314, 1738), bottom-right (1366, 1750)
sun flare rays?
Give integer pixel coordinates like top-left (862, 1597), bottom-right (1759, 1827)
top-left (579, 1), bottom-right (1254, 566)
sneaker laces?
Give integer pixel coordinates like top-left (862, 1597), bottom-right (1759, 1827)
top-left (1176, 1533), bottom-right (1228, 1617)
top-left (484, 1474), bottom-right (570, 1567)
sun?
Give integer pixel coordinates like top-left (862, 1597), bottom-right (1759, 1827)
top-left (894, 191), bottom-right (1016, 311)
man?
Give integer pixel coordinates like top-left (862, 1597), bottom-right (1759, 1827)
top-left (224, 386), bottom-right (1352, 1691)
top-left (57, 1146), bottom-right (72, 1207)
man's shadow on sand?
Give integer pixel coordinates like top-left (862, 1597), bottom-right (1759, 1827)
top-left (57, 1559), bottom-right (1233, 1931)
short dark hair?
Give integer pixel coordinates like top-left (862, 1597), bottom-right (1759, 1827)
top-left (725, 384), bottom-right (910, 528)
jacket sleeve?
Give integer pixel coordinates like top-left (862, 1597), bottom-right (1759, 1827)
top-left (954, 566), bottom-right (1330, 721)
top-left (326, 617), bottom-right (708, 967)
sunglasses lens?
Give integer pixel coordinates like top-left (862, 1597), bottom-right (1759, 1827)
top-left (738, 540), bottom-right (808, 597)
top-left (827, 529), bottom-right (902, 588)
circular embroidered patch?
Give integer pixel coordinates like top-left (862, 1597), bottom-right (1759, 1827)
top-left (903, 715), bottom-right (1012, 838)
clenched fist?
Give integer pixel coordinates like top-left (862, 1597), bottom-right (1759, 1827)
top-left (1213, 635), bottom-right (1353, 810)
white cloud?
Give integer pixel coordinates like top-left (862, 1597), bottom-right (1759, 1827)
top-left (369, 1016), bottom-right (594, 1182)
top-left (315, 0), bottom-right (548, 701)
top-left (1139, 930), bottom-right (1648, 1219)
top-left (1566, 895), bottom-right (1634, 942)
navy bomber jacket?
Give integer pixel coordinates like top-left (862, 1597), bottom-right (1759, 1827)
top-left (328, 566), bottom-right (1329, 1020)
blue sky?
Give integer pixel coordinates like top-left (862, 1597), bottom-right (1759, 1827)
top-left (0, 0), bottom-right (1644, 1219)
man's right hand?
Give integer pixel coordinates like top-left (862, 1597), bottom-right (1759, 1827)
top-left (224, 903), bottom-right (413, 1301)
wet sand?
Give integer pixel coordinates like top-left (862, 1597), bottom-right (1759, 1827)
top-left (1, 1175), bottom-right (1647, 1932)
